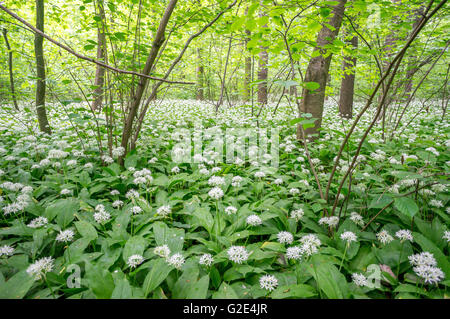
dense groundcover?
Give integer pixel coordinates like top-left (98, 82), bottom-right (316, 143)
top-left (0, 100), bottom-right (448, 299)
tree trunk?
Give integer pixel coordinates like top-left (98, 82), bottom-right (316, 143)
top-left (35, 0), bottom-right (51, 134)
top-left (403, 6), bottom-right (425, 99)
top-left (92, 0), bottom-right (107, 111)
top-left (257, 47), bottom-right (268, 105)
top-left (244, 30), bottom-right (252, 103)
top-left (2, 28), bottom-right (19, 110)
top-left (257, 4), bottom-right (268, 105)
top-left (196, 48), bottom-right (204, 100)
top-left (338, 35), bottom-right (358, 119)
top-left (216, 35), bottom-right (232, 111)
top-left (120, 0), bottom-right (178, 158)
top-left (298, 0), bottom-right (347, 139)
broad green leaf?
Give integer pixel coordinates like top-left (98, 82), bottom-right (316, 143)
top-left (75, 220), bottom-right (98, 240)
top-left (0, 270), bottom-right (35, 299)
top-left (143, 259), bottom-right (173, 297)
top-left (271, 284), bottom-right (317, 299)
top-left (394, 197), bottom-right (418, 218)
top-left (123, 236), bottom-right (148, 262)
top-left (85, 263), bottom-right (115, 299)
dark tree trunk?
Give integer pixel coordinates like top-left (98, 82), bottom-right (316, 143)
top-left (196, 48), bottom-right (204, 100)
top-left (338, 35), bottom-right (358, 119)
top-left (92, 0), bottom-right (107, 111)
top-left (298, 0), bottom-right (347, 139)
top-left (2, 28), bottom-right (19, 110)
top-left (257, 47), bottom-right (268, 105)
top-left (120, 0), bottom-right (178, 159)
top-left (35, 0), bottom-right (51, 134)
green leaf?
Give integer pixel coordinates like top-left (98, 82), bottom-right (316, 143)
top-left (212, 282), bottom-right (238, 299)
top-left (309, 258), bottom-right (350, 299)
top-left (190, 275), bottom-right (209, 299)
top-left (394, 197), bottom-right (418, 218)
top-left (122, 236), bottom-right (147, 262)
top-left (193, 207), bottom-right (214, 233)
top-left (111, 278), bottom-right (133, 299)
top-left (75, 220), bottom-right (98, 241)
top-left (153, 222), bottom-right (185, 253)
top-left (271, 284), bottom-right (317, 299)
top-left (85, 263), bottom-right (115, 299)
top-left (304, 82), bottom-right (320, 91)
top-left (143, 259), bottom-right (174, 297)
top-left (0, 270), bottom-right (35, 299)
top-left (55, 199), bottom-right (80, 228)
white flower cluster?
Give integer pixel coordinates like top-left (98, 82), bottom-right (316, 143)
top-left (246, 214), bottom-right (262, 226)
top-left (0, 245), bottom-right (14, 257)
top-left (299, 234), bottom-right (321, 256)
top-left (290, 208), bottom-right (304, 221)
top-left (127, 254), bottom-right (144, 268)
top-left (259, 275), bottom-right (278, 291)
top-left (125, 189), bottom-right (140, 200)
top-left (318, 216), bottom-right (339, 228)
top-left (112, 146), bottom-right (125, 158)
top-left (376, 230), bottom-right (394, 245)
top-left (352, 273), bottom-right (369, 287)
top-left (167, 253), bottom-right (185, 269)
top-left (286, 246), bottom-right (302, 260)
top-left (225, 206), bottom-right (237, 215)
top-left (156, 205), bottom-right (171, 217)
top-left (340, 231), bottom-right (357, 244)
top-left (133, 168), bottom-right (153, 185)
top-left (154, 245), bottom-right (171, 258)
top-left (26, 257), bottom-right (54, 280)
top-left (231, 176), bottom-right (243, 187)
top-left (349, 212), bottom-right (364, 226)
top-left (277, 231), bottom-right (294, 244)
top-left (27, 216), bottom-right (48, 228)
top-left (395, 229), bottom-right (413, 242)
top-left (208, 176), bottom-right (225, 187)
top-left (208, 187), bottom-right (224, 200)
top-left (93, 204), bottom-right (111, 223)
top-left (409, 252), bottom-right (445, 285)
top-left (56, 229), bottom-right (75, 243)
top-left (227, 246), bottom-right (250, 264)
top-left (199, 253), bottom-right (214, 266)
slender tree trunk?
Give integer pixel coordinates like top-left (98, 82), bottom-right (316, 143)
top-left (243, 6), bottom-right (251, 103)
top-left (35, 0), bottom-right (51, 134)
top-left (120, 0), bottom-right (178, 159)
top-left (216, 35), bottom-right (232, 111)
top-left (2, 28), bottom-right (19, 110)
top-left (338, 35), bottom-right (358, 119)
top-left (196, 48), bottom-right (204, 100)
top-left (403, 6), bottom-right (425, 99)
top-left (298, 0), bottom-right (347, 139)
top-left (257, 3), bottom-right (268, 105)
top-left (257, 46), bottom-right (268, 105)
top-left (92, 0), bottom-right (107, 111)
top-left (244, 30), bottom-right (252, 103)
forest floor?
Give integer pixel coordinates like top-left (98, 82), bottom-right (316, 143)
top-left (0, 99), bottom-right (449, 299)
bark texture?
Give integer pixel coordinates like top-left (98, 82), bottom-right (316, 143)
top-left (2, 28), bottom-right (19, 110)
top-left (92, 0), bottom-right (107, 111)
top-left (120, 0), bottom-right (178, 158)
top-left (196, 48), bottom-right (204, 100)
top-left (338, 35), bottom-right (358, 119)
top-left (35, 0), bottom-right (51, 134)
top-left (298, 0), bottom-right (347, 139)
